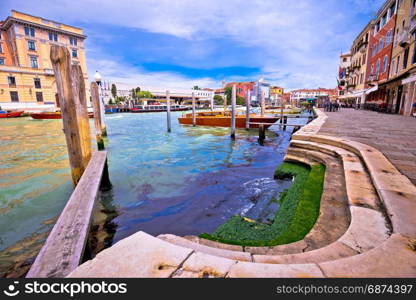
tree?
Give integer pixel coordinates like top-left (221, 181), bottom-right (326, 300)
top-left (111, 84), bottom-right (117, 99)
top-left (137, 91), bottom-right (153, 98)
top-left (224, 87), bottom-right (246, 106)
top-left (193, 86), bottom-right (201, 90)
top-left (131, 88), bottom-right (137, 101)
top-left (108, 98), bottom-right (114, 105)
top-left (214, 95), bottom-right (224, 105)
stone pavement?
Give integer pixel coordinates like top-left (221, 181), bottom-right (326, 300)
top-left (318, 109), bottom-right (416, 185)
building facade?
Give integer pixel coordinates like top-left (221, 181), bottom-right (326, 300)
top-left (366, 0), bottom-right (397, 103)
top-left (225, 81), bottom-right (255, 102)
top-left (385, 0), bottom-right (416, 115)
top-left (341, 22), bottom-right (373, 106)
top-left (0, 10), bottom-right (88, 111)
top-left (270, 86), bottom-right (284, 103)
top-left (337, 52), bottom-right (352, 97)
top-left (290, 88), bottom-right (337, 106)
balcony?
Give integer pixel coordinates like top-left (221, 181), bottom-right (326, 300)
top-left (397, 27), bottom-right (410, 47)
top-left (366, 74), bottom-right (379, 85)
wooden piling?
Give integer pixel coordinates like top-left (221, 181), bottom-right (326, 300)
top-left (91, 82), bottom-right (105, 150)
top-left (50, 45), bottom-right (90, 185)
top-left (258, 124), bottom-right (266, 145)
top-left (231, 84), bottom-right (236, 139)
top-left (260, 92), bottom-right (265, 116)
top-left (280, 105), bottom-right (284, 130)
top-left (71, 64), bottom-right (92, 166)
top-left (246, 90), bottom-right (250, 130)
top-left (192, 91), bottom-right (196, 127)
top-left (283, 116), bottom-right (287, 131)
top-left (166, 90), bottom-right (171, 132)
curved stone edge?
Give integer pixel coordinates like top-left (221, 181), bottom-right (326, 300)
top-left (294, 108), bottom-right (416, 238)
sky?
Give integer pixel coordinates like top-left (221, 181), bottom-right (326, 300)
top-left (0, 0), bottom-right (386, 90)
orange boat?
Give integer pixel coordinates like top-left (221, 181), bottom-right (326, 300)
top-left (178, 111), bottom-right (279, 129)
top-left (31, 112), bottom-right (94, 119)
top-left (0, 111), bottom-right (24, 118)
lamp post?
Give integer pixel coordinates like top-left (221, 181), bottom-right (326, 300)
top-left (94, 71), bottom-right (107, 136)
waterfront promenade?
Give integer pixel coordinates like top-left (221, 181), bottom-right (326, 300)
top-left (318, 109), bottom-right (416, 185)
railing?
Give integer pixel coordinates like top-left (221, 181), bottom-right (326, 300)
top-left (26, 151), bottom-right (110, 278)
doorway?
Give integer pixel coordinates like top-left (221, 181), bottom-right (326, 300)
top-left (395, 85), bottom-right (403, 114)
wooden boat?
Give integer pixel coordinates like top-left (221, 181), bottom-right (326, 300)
top-left (0, 111), bottom-right (25, 118)
top-left (178, 111), bottom-right (279, 129)
top-left (131, 104), bottom-right (189, 113)
top-left (31, 112), bottom-right (94, 119)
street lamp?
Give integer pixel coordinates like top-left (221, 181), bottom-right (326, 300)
top-left (94, 71), bottom-right (102, 86)
top-left (94, 70), bottom-right (106, 124)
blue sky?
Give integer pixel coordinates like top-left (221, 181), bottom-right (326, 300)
top-left (1, 0), bottom-right (385, 90)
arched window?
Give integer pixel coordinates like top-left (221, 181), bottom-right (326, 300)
top-left (379, 38), bottom-right (384, 50)
top-left (371, 64), bottom-right (374, 75)
top-left (383, 55), bottom-right (388, 72)
top-left (376, 59), bottom-right (381, 76)
top-left (373, 45), bottom-right (377, 56)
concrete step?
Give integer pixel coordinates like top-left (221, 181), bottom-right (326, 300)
top-left (157, 234), bottom-right (252, 262)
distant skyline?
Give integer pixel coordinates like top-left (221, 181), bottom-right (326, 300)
top-left (1, 0), bottom-right (385, 90)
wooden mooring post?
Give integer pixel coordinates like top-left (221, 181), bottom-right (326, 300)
top-left (260, 92), bottom-right (265, 117)
top-left (192, 91), bottom-right (196, 127)
top-left (280, 105), bottom-right (284, 130)
top-left (50, 45), bottom-right (91, 185)
top-left (258, 124), bottom-right (266, 145)
top-left (231, 84), bottom-right (236, 139)
top-left (91, 82), bottom-right (105, 150)
top-left (283, 116), bottom-right (288, 131)
top-left (166, 90), bottom-right (171, 132)
top-left (246, 90), bottom-right (250, 130)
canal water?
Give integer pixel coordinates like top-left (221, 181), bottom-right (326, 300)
top-left (0, 111), bottom-right (304, 276)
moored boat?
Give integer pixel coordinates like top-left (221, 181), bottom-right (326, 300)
top-left (31, 112), bottom-right (94, 119)
top-left (131, 104), bottom-right (189, 113)
top-left (178, 111), bottom-right (279, 129)
top-left (0, 111), bottom-right (25, 118)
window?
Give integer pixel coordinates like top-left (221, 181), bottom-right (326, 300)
top-left (383, 55), bottom-right (388, 73)
top-left (403, 47), bottom-right (409, 69)
top-left (30, 56), bottom-right (38, 68)
top-left (386, 30), bottom-right (392, 44)
top-left (391, 59), bottom-right (396, 76)
top-left (379, 38), bottom-right (384, 50)
top-left (396, 55), bottom-right (400, 73)
top-left (8, 76), bottom-right (16, 87)
top-left (71, 49), bottom-right (77, 58)
top-left (362, 54), bottom-right (366, 65)
top-left (34, 78), bottom-right (41, 89)
top-left (0, 58), bottom-right (4, 65)
top-left (36, 92), bottom-right (43, 102)
top-left (10, 91), bottom-right (19, 102)
top-left (412, 34), bottom-right (416, 64)
top-left (24, 26), bottom-right (35, 37)
top-left (69, 37), bottom-right (77, 46)
top-left (28, 40), bottom-right (36, 51)
top-left (0, 43), bottom-right (2, 53)
top-left (376, 59), bottom-right (380, 76)
top-left (372, 45), bottom-right (377, 56)
top-left (48, 32), bottom-right (58, 42)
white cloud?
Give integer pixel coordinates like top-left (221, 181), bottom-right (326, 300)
top-left (88, 56), bottom-right (220, 89)
top-left (3, 0), bottom-right (379, 89)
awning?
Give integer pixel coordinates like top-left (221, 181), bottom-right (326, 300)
top-left (365, 85), bottom-right (378, 95)
top-left (402, 74), bottom-right (416, 85)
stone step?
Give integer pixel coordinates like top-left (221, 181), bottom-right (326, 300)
top-left (289, 141), bottom-right (381, 211)
top-left (293, 134), bottom-right (416, 237)
top-left (157, 234), bottom-right (252, 262)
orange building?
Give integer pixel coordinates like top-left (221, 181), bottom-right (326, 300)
top-left (0, 10), bottom-right (88, 111)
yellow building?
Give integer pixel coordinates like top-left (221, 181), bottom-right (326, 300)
top-left (270, 86), bottom-right (284, 96)
top-left (0, 10), bottom-right (88, 111)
